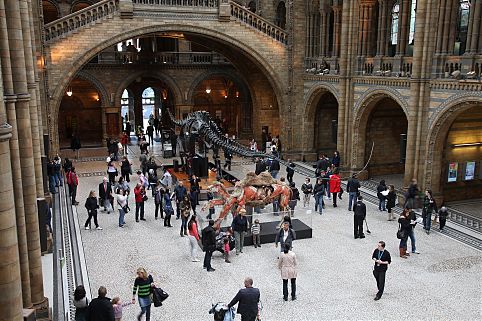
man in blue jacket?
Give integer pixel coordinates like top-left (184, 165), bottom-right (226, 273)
top-left (228, 277), bottom-right (260, 321)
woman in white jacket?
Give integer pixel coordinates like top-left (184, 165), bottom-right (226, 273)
top-left (278, 243), bottom-right (298, 301)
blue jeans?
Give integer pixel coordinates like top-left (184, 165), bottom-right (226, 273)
top-left (408, 228), bottom-right (416, 252)
top-left (271, 170), bottom-right (279, 178)
top-left (325, 182), bottom-right (331, 198)
top-left (348, 192), bottom-right (357, 210)
top-left (399, 235), bottom-right (408, 249)
top-left (314, 194), bottom-right (323, 214)
top-left (118, 208), bottom-right (125, 226)
top-left (272, 199), bottom-right (279, 215)
top-left (138, 296), bottom-right (151, 321)
top-left (181, 216), bottom-right (188, 234)
top-left (423, 211), bottom-right (432, 231)
top-left (54, 172), bottom-right (63, 186)
top-left (49, 175), bottom-right (56, 193)
top-left (378, 198), bottom-right (386, 211)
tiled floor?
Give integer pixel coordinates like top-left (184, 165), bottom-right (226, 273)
top-left (71, 142), bottom-right (481, 321)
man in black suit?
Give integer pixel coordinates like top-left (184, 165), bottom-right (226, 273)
top-left (98, 177), bottom-right (113, 212)
top-left (228, 277), bottom-right (260, 321)
top-left (201, 220), bottom-right (216, 272)
top-left (353, 195), bottom-right (367, 239)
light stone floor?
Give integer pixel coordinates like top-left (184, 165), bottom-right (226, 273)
top-left (70, 144), bottom-right (482, 321)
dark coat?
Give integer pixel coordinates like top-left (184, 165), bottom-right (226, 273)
top-left (232, 215), bottom-right (248, 232)
top-left (84, 197), bottom-right (99, 213)
top-left (346, 177), bottom-right (360, 193)
top-left (270, 159), bottom-right (280, 171)
top-left (353, 201), bottom-right (367, 219)
top-left (228, 287), bottom-right (260, 317)
top-left (386, 191), bottom-right (397, 209)
top-left (275, 228), bottom-right (296, 249)
top-left (98, 182), bottom-right (112, 200)
top-left (85, 296), bottom-right (114, 321)
top-left (255, 161), bottom-right (266, 175)
top-left (201, 225), bottom-right (216, 251)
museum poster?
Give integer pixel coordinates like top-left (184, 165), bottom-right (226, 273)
top-left (448, 162), bottom-right (458, 182)
top-left (464, 161), bottom-right (476, 181)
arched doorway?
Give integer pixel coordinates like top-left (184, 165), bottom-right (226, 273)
top-left (58, 77), bottom-right (103, 148)
top-left (42, 0), bottom-right (59, 24)
top-left (191, 75), bottom-right (253, 138)
top-left (441, 105), bottom-right (482, 201)
top-left (314, 92), bottom-right (338, 156)
top-left (121, 89), bottom-right (134, 131)
top-left (364, 97), bottom-right (408, 178)
top-left (276, 1), bottom-right (287, 29)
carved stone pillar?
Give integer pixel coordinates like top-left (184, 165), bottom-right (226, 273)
top-left (466, 0), bottom-right (482, 54)
top-left (332, 4), bottom-right (342, 57)
top-left (396, 0), bottom-right (411, 56)
top-left (319, 7), bottom-right (329, 56)
top-left (376, 0), bottom-right (388, 56)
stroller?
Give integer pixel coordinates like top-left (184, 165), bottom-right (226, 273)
top-left (215, 229), bottom-right (235, 254)
top-left (209, 302), bottom-right (235, 321)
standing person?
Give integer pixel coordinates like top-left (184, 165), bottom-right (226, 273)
top-left (329, 169), bottom-right (341, 207)
top-left (408, 209), bottom-right (420, 254)
top-left (331, 151), bottom-right (341, 169)
top-left (146, 124), bottom-right (154, 145)
top-left (201, 219), bottom-right (217, 272)
top-left (422, 189), bottom-right (438, 234)
top-left (120, 132), bottom-right (129, 155)
top-left (288, 182), bottom-right (300, 217)
top-left (223, 147), bottom-right (233, 171)
top-left (154, 182), bottom-right (164, 220)
top-left (189, 174), bottom-right (201, 205)
top-left (67, 166), bottom-right (79, 205)
top-left (269, 157), bottom-right (280, 178)
top-left (160, 168), bottom-right (172, 190)
top-left (301, 178), bottom-right (313, 207)
top-left (249, 139), bottom-right (258, 152)
top-left (173, 181), bottom-right (187, 220)
top-left (84, 191), bottom-right (102, 230)
top-left (346, 174), bottom-right (360, 211)
top-left (139, 152), bottom-right (148, 176)
top-left (153, 117), bottom-right (160, 135)
top-left (147, 169), bottom-right (158, 197)
top-left (162, 188), bottom-right (173, 227)
top-left (98, 177), bottom-right (113, 212)
top-left (404, 178), bottom-right (419, 209)
top-left (323, 168), bottom-right (332, 200)
top-left (278, 243), bottom-right (298, 301)
top-left (180, 195), bottom-right (191, 237)
top-left (371, 241), bottom-right (391, 301)
top-left (227, 277), bottom-right (260, 321)
top-left (120, 156), bottom-right (132, 183)
top-left (275, 221), bottom-right (296, 251)
top-left (53, 155), bottom-right (63, 187)
top-left (63, 157), bottom-right (73, 173)
top-left (47, 160), bottom-right (56, 194)
top-left (313, 177), bottom-right (325, 215)
top-left (286, 159), bottom-right (295, 184)
top-left (376, 180), bottom-right (387, 211)
top-left (115, 176), bottom-right (130, 197)
top-left (73, 285), bottom-right (88, 321)
top-left (85, 286), bottom-right (114, 321)
top-left (116, 189), bottom-right (128, 228)
top-left (107, 159), bottom-right (118, 185)
top-left (232, 208), bottom-right (248, 255)
top-left (386, 185), bottom-right (397, 221)
top-left (438, 206), bottom-right (449, 231)
top-left (125, 121), bottom-right (132, 141)
top-left (398, 209), bottom-right (411, 258)
top-left (133, 183), bottom-right (146, 222)
top-left (131, 268), bottom-right (154, 321)
top-left (206, 190), bottom-right (216, 220)
top-left (251, 219), bottom-right (261, 248)
top-left (353, 196), bottom-right (367, 239)
top-left (187, 215), bottom-right (201, 262)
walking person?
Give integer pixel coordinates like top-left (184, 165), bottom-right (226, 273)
top-left (346, 174), bottom-right (360, 211)
top-left (422, 189), bottom-right (438, 234)
top-left (98, 177), bottom-right (113, 212)
top-left (116, 189), bottom-right (128, 228)
top-left (227, 277), bottom-right (260, 321)
top-left (278, 243), bottom-right (298, 301)
top-left (131, 268), bottom-right (155, 321)
top-left (47, 160), bottom-right (56, 194)
top-left (275, 221), bottom-right (296, 251)
top-left (329, 169), bottom-right (341, 207)
top-left (73, 285), bottom-right (89, 321)
top-left (134, 183), bottom-right (146, 222)
top-left (154, 182), bottom-right (164, 220)
top-left (232, 208), bottom-right (248, 255)
top-left (53, 155), bottom-right (63, 187)
top-left (173, 181), bottom-right (187, 220)
top-left (438, 206), bottom-right (449, 231)
top-left (371, 241), bottom-right (391, 301)
top-left (376, 180), bottom-right (387, 211)
top-left (67, 166), bottom-right (79, 205)
top-left (180, 195), bottom-right (191, 237)
top-left (331, 150), bottom-right (341, 169)
top-left (353, 196), bottom-right (366, 239)
top-left (404, 178), bottom-right (419, 209)
top-left (288, 182), bottom-right (300, 217)
top-left (323, 167), bottom-right (332, 200)
top-left (398, 209), bottom-right (411, 258)
top-left (162, 188), bottom-right (173, 227)
top-left (386, 185), bottom-right (397, 221)
top-left (85, 286), bottom-right (114, 321)
top-left (269, 157), bottom-right (280, 179)
top-left (301, 177), bottom-right (313, 207)
top-left (201, 219), bottom-right (217, 272)
top-left (84, 191), bottom-right (102, 230)
top-left (107, 159), bottom-right (118, 185)
top-left (313, 177), bottom-right (325, 215)
top-left (223, 148), bottom-right (233, 171)
top-left (408, 208), bottom-right (420, 254)
top-left (286, 159), bottom-right (295, 184)
top-left (187, 215), bottom-right (201, 262)
top-left (251, 219), bottom-right (261, 248)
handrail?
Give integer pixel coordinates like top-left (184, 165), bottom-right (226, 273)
top-left (132, 0), bottom-right (218, 7)
top-left (229, 1), bottom-right (288, 45)
top-left (44, 0), bottom-right (119, 41)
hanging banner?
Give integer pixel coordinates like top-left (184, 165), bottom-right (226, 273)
top-left (464, 161), bottom-right (476, 181)
top-left (447, 162), bottom-right (458, 183)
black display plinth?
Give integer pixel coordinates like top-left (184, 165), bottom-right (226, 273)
top-left (243, 218), bottom-right (312, 246)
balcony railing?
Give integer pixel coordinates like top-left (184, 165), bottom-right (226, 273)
top-left (92, 51), bottom-right (231, 65)
top-left (132, 0), bottom-right (218, 7)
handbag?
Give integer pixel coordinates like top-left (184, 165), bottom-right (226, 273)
top-left (396, 224), bottom-right (405, 239)
top-left (142, 195), bottom-right (148, 202)
top-left (152, 287), bottom-right (169, 307)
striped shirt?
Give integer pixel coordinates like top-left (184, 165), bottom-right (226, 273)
top-left (133, 275), bottom-right (153, 298)
top-left (251, 223), bottom-right (261, 235)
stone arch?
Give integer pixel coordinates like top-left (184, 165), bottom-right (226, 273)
top-left (113, 70), bottom-right (183, 107)
top-left (351, 89), bottom-right (409, 169)
top-left (42, 0), bottom-right (61, 24)
top-left (70, 0), bottom-right (95, 13)
top-left (424, 94), bottom-right (482, 198)
top-left (75, 71), bottom-right (110, 107)
top-left (304, 83), bottom-right (340, 121)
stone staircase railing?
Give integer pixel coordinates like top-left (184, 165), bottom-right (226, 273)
top-left (229, 1), bottom-right (288, 45)
top-left (132, 0), bottom-right (218, 7)
top-left (44, 0), bottom-right (119, 42)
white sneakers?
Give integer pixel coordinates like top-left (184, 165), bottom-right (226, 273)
top-left (192, 258), bottom-right (200, 262)
top-left (85, 226), bottom-right (90, 230)
top-left (85, 226), bottom-right (103, 230)
top-left (96, 227), bottom-right (103, 230)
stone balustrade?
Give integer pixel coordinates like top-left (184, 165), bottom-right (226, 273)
top-left (44, 0), bottom-right (119, 42)
top-left (94, 51), bottom-right (230, 65)
top-left (229, 1), bottom-right (288, 45)
top-left (132, 0), bottom-right (218, 6)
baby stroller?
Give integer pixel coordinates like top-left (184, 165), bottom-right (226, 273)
top-left (215, 230), bottom-right (235, 254)
top-left (209, 302), bottom-right (235, 321)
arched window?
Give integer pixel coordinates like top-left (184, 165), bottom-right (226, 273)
top-left (408, 0), bottom-right (417, 44)
top-left (42, 0), bottom-right (60, 24)
top-left (276, 1), bottom-right (286, 29)
top-left (121, 89), bottom-right (131, 129)
top-left (456, 0), bottom-right (470, 54)
top-left (391, 2), bottom-right (400, 45)
top-left (142, 87), bottom-right (155, 130)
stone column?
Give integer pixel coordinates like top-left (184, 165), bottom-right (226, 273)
top-left (332, 4), bottom-right (342, 57)
top-left (319, 7), bottom-right (328, 56)
top-left (376, 0), bottom-right (388, 56)
top-left (365, 1), bottom-right (376, 57)
top-left (396, 0), bottom-right (411, 55)
top-left (357, 3), bottom-right (367, 56)
top-left (465, 0), bottom-right (482, 54)
top-left (0, 0), bottom-right (31, 309)
top-left (5, 0), bottom-right (47, 312)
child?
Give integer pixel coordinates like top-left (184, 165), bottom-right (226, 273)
top-left (112, 297), bottom-right (132, 321)
top-left (251, 219), bottom-right (261, 248)
top-left (223, 237), bottom-right (231, 263)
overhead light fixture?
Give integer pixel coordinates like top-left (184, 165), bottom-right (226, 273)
top-left (452, 142), bottom-right (482, 148)
top-left (236, 91), bottom-right (239, 98)
top-left (224, 95), bottom-right (228, 99)
top-left (205, 88), bottom-right (211, 94)
top-left (66, 87), bottom-right (73, 96)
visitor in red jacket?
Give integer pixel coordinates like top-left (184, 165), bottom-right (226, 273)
top-left (329, 169), bottom-right (342, 208)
